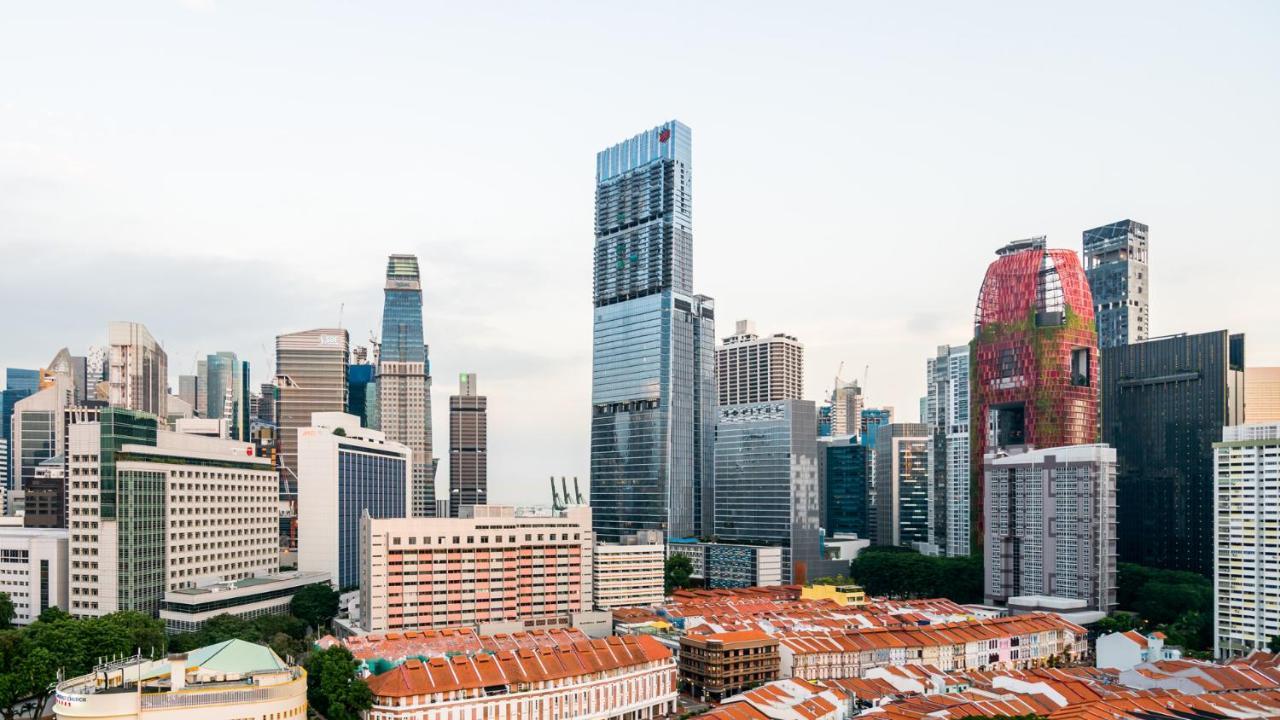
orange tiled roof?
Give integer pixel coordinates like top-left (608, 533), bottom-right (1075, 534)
top-left (366, 634), bottom-right (670, 698)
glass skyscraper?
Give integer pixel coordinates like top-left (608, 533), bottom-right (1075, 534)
top-left (590, 120), bottom-right (715, 542)
top-left (378, 254), bottom-right (435, 517)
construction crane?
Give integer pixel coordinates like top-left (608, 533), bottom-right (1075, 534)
top-left (863, 364), bottom-right (870, 391)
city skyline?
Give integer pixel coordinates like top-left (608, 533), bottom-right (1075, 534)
top-left (3, 2), bottom-right (1279, 507)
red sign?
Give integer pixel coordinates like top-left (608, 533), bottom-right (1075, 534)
top-left (658, 128), bottom-right (671, 143)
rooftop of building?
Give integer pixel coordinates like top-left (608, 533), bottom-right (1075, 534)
top-left (365, 634), bottom-right (671, 698)
top-left (322, 627), bottom-right (591, 665)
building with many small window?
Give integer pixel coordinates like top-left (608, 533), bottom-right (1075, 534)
top-left (0, 526), bottom-right (67, 624)
top-left (67, 409), bottom-right (279, 617)
top-left (679, 630), bottom-right (781, 702)
top-left (716, 319), bottom-right (803, 405)
top-left (594, 531), bottom-right (664, 610)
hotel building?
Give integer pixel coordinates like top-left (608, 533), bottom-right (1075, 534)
top-left (359, 505), bottom-right (595, 633)
top-left (716, 320), bottom-right (803, 405)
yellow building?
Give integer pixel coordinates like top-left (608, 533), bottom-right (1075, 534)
top-left (801, 583), bottom-right (867, 607)
top-left (54, 640), bottom-right (306, 720)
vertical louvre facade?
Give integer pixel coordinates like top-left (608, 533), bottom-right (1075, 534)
top-left (590, 121), bottom-right (715, 542)
top-left (448, 373), bottom-right (487, 517)
top-left (1103, 330), bottom-right (1245, 574)
top-left (872, 423), bottom-right (931, 547)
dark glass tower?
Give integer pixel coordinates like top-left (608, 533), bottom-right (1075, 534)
top-left (378, 254), bottom-right (435, 516)
top-left (1103, 330), bottom-right (1244, 575)
top-left (590, 120), bottom-right (715, 541)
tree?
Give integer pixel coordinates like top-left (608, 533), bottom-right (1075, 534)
top-left (291, 584), bottom-right (340, 631)
top-left (848, 547), bottom-right (982, 603)
top-left (665, 554), bottom-right (694, 594)
top-left (305, 646), bottom-right (372, 720)
top-left (0, 631), bottom-right (57, 720)
top-left (1268, 635), bottom-right (1280, 654)
top-left (0, 593), bottom-right (13, 629)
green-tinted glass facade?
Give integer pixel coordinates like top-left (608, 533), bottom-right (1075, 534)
top-left (117, 469), bottom-right (165, 614)
top-left (99, 409), bottom-right (158, 521)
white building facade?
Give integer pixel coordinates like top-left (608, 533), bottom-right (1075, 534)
top-left (925, 344), bottom-right (970, 557)
top-left (1215, 423), bottom-right (1280, 658)
top-left (594, 531), bottom-right (665, 610)
top-left (0, 527), bottom-right (68, 623)
top-left (716, 319), bottom-right (803, 405)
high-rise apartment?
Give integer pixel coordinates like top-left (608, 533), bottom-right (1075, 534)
top-left (1083, 219), bottom-right (1149, 349)
top-left (971, 237), bottom-right (1099, 552)
top-left (297, 413), bottom-right (410, 589)
top-left (359, 505), bottom-right (595, 633)
top-left (983, 444), bottom-right (1117, 611)
top-left (1103, 330), bottom-right (1245, 575)
top-left (448, 372), bottom-right (487, 517)
top-left (67, 409), bottom-right (278, 617)
top-left (590, 120), bottom-right (715, 542)
top-left (1214, 423), bottom-right (1280, 658)
top-left (713, 400), bottom-right (829, 584)
top-left (872, 423), bottom-right (931, 548)
top-left (831, 379), bottom-right (864, 437)
top-left (377, 254), bottom-right (435, 517)
top-left (593, 530), bottom-right (664, 610)
top-left (925, 344), bottom-right (971, 556)
top-left (274, 328), bottom-right (348, 497)
top-left (1245, 367), bottom-right (1280, 422)
top-left (107, 321), bottom-right (168, 416)
top-left (716, 320), bottom-right (803, 405)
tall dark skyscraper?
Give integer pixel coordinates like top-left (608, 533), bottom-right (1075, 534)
top-left (1103, 330), bottom-right (1245, 575)
top-left (378, 254), bottom-right (435, 516)
top-left (448, 372), bottom-right (487, 517)
top-left (1084, 219), bottom-right (1149, 349)
top-left (590, 120), bottom-right (715, 542)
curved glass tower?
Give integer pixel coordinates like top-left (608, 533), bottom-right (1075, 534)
top-left (590, 120), bottom-right (715, 542)
top-left (378, 254), bottom-right (435, 516)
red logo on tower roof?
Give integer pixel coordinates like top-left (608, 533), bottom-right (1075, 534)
top-left (658, 128), bottom-right (671, 143)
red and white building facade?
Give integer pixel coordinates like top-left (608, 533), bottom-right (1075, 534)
top-left (359, 505), bottom-right (594, 633)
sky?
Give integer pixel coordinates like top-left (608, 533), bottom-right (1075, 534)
top-left (1, 1), bottom-right (1278, 507)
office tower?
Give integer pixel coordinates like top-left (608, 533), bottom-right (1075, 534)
top-left (297, 413), bottom-right (410, 589)
top-left (67, 409), bottom-right (277, 616)
top-left (85, 345), bottom-right (106, 388)
top-left (275, 328), bottom-right (349, 497)
top-left (1245, 367), bottom-right (1280, 422)
top-left (716, 320), bottom-right (803, 405)
top-left (202, 352), bottom-right (250, 440)
top-left (665, 540), bottom-right (784, 588)
top-left (177, 374), bottom-right (199, 415)
top-left (713, 400), bottom-right (828, 584)
top-left (1103, 330), bottom-right (1245, 574)
top-left (359, 505), bottom-right (594, 633)
top-left (971, 237), bottom-right (1099, 553)
top-left (590, 120), bottom-right (715, 542)
top-left (872, 423), bottom-right (931, 547)
top-left (107, 321), bottom-right (168, 416)
top-left (859, 407), bottom-right (893, 447)
top-left (816, 404), bottom-right (833, 437)
top-left (195, 358), bottom-right (208, 417)
top-left (926, 344), bottom-right (971, 557)
top-left (377, 254), bottom-right (436, 517)
top-left (346, 363), bottom-right (378, 429)
top-left (983, 444), bottom-right (1117, 611)
top-left (0, 527), bottom-right (68, 623)
top-left (257, 382), bottom-right (276, 424)
top-left (819, 435), bottom-right (869, 538)
top-left (2, 368), bottom-right (40, 489)
top-left (1083, 219), bottom-right (1149, 349)
top-left (593, 530), bottom-right (664, 610)
top-left (10, 353), bottom-right (75, 493)
top-left (831, 379), bottom-right (863, 437)
top-left (448, 372), bottom-right (487, 516)
top-left (1214, 423), bottom-right (1280, 658)
top-left (69, 356), bottom-right (88, 405)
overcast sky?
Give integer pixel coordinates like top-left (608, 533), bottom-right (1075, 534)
top-left (2, 2), bottom-right (1277, 506)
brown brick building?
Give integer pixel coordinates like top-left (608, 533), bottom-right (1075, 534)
top-left (679, 630), bottom-right (780, 702)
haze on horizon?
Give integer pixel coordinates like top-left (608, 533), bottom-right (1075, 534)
top-left (1, 1), bottom-right (1277, 506)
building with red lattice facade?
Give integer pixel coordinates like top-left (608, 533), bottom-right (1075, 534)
top-left (970, 237), bottom-right (1099, 550)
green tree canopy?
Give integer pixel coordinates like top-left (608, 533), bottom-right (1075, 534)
top-left (305, 646), bottom-right (372, 720)
top-left (291, 584), bottom-right (340, 631)
top-left (0, 630), bottom-right (59, 720)
top-left (0, 593), bottom-right (14, 629)
top-left (664, 554), bottom-right (694, 595)
top-left (849, 547), bottom-right (982, 603)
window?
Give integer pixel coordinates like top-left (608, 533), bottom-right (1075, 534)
top-left (1071, 348), bottom-right (1091, 387)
